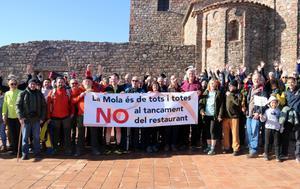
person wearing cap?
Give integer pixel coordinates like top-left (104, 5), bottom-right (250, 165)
top-left (16, 79), bottom-right (46, 160)
top-left (2, 78), bottom-right (22, 156)
top-left (220, 80), bottom-right (242, 156)
top-left (260, 96), bottom-right (282, 162)
top-left (279, 72), bottom-right (288, 91)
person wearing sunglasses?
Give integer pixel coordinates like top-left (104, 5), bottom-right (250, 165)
top-left (2, 78), bottom-right (22, 156)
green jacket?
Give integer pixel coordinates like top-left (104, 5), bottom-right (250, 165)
top-left (2, 89), bottom-right (21, 119)
top-left (16, 88), bottom-right (46, 122)
top-left (221, 91), bottom-right (242, 119)
top-left (199, 90), bottom-right (223, 120)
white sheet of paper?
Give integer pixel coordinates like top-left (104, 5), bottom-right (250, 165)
top-left (253, 95), bottom-right (268, 107)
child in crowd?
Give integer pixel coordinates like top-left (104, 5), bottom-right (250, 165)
top-left (260, 96), bottom-right (282, 162)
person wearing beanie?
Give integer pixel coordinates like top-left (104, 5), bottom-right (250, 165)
top-left (16, 79), bottom-right (46, 160)
top-left (220, 79), bottom-right (242, 156)
top-left (260, 96), bottom-right (282, 162)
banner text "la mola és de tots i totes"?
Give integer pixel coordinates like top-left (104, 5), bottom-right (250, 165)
top-left (83, 92), bottom-right (198, 127)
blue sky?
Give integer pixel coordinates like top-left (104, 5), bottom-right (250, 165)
top-left (0, 0), bottom-right (130, 47)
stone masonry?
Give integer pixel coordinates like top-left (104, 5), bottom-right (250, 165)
top-left (0, 41), bottom-right (195, 81)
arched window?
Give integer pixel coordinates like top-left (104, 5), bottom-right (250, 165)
top-left (228, 20), bottom-right (239, 41)
top-left (158, 0), bottom-right (169, 11)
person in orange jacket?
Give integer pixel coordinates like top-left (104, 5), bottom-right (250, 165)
top-left (47, 77), bottom-right (73, 155)
top-left (70, 79), bottom-right (84, 152)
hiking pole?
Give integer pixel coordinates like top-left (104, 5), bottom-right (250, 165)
top-left (17, 121), bottom-right (24, 162)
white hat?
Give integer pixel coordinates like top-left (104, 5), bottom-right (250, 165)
top-left (267, 96), bottom-right (278, 104)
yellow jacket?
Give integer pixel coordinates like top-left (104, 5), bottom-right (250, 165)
top-left (2, 89), bottom-right (21, 119)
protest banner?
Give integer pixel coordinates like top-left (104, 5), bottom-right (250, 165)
top-left (83, 92), bottom-right (198, 127)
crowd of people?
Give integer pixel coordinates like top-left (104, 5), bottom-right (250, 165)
top-left (0, 61), bottom-right (299, 163)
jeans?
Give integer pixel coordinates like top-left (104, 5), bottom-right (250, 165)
top-left (246, 117), bottom-right (260, 154)
top-left (22, 121), bottom-right (40, 156)
top-left (0, 123), bottom-right (7, 146)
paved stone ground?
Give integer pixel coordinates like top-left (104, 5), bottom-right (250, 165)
top-left (0, 151), bottom-right (299, 189)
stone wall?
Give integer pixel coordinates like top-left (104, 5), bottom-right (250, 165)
top-left (0, 41), bottom-right (195, 81)
top-left (129, 0), bottom-right (193, 45)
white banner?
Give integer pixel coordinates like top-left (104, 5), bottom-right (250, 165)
top-left (83, 92), bottom-right (198, 127)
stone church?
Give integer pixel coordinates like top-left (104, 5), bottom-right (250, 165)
top-left (0, 0), bottom-right (299, 80)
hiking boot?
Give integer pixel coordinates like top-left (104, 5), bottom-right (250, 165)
top-left (21, 154), bottom-right (29, 160)
top-left (276, 157), bottom-right (282, 162)
top-left (232, 151), bottom-right (240, 156)
top-left (280, 155), bottom-right (289, 160)
top-left (207, 149), bottom-right (216, 155)
top-left (64, 150), bottom-right (72, 156)
top-left (203, 147), bottom-right (210, 153)
top-left (114, 146), bottom-right (123, 155)
top-left (146, 146), bottom-right (153, 153)
top-left (74, 149), bottom-right (82, 157)
top-left (105, 145), bottom-right (112, 155)
top-left (92, 150), bottom-right (101, 156)
top-left (164, 145), bottom-right (170, 152)
top-left (264, 155), bottom-right (270, 161)
top-left (152, 145), bottom-right (158, 153)
top-left (171, 145), bottom-right (178, 152)
top-left (0, 146), bottom-right (7, 152)
top-left (247, 153), bottom-right (258, 158)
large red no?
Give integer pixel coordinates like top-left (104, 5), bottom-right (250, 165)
top-left (96, 108), bottom-right (129, 124)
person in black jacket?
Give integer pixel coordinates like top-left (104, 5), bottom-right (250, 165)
top-left (200, 79), bottom-right (223, 155)
top-left (104, 73), bottom-right (125, 154)
top-left (16, 79), bottom-right (46, 160)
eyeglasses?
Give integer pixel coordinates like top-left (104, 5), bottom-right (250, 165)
top-left (10, 83), bottom-right (17, 86)
top-left (282, 77), bottom-right (287, 79)
top-left (71, 83), bottom-right (78, 85)
top-left (132, 80), bottom-right (138, 82)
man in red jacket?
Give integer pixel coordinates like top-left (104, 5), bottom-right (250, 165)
top-left (47, 77), bottom-right (73, 155)
top-left (70, 79), bottom-right (84, 154)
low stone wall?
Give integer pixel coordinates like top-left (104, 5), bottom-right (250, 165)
top-left (0, 41), bottom-right (195, 81)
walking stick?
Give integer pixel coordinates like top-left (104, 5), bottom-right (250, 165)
top-left (17, 122), bottom-right (24, 162)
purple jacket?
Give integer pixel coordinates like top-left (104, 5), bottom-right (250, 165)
top-left (181, 80), bottom-right (201, 92)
